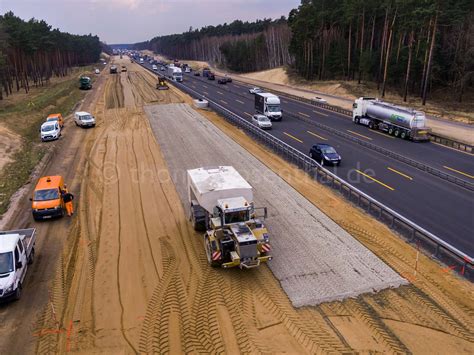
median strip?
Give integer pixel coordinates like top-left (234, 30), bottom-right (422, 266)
top-left (356, 170), bottom-right (395, 191)
top-left (307, 130), bottom-right (327, 141)
top-left (347, 129), bottom-right (373, 140)
top-left (283, 132), bottom-right (303, 143)
top-left (388, 167), bottom-right (413, 180)
top-left (432, 142), bottom-right (474, 156)
top-left (443, 166), bottom-right (474, 179)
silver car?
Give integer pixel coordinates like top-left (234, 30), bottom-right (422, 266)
top-left (252, 114), bottom-right (272, 130)
top-left (249, 87), bottom-right (263, 94)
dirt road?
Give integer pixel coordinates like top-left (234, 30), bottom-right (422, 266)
top-left (2, 56), bottom-right (472, 354)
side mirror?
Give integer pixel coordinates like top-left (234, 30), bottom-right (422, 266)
top-left (29, 198), bottom-right (32, 201)
top-left (16, 261), bottom-right (23, 270)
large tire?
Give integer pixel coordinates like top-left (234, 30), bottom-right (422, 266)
top-left (14, 284), bottom-right (22, 301)
top-left (368, 121), bottom-right (375, 130)
top-left (394, 130), bottom-right (400, 137)
top-left (204, 235), bottom-right (219, 268)
top-left (354, 117), bottom-right (360, 124)
top-left (388, 127), bottom-right (394, 135)
top-left (400, 131), bottom-right (407, 139)
top-left (28, 248), bottom-right (35, 265)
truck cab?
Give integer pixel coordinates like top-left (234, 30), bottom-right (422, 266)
top-left (31, 176), bottom-right (66, 220)
top-left (255, 93), bottom-right (282, 121)
top-left (0, 229), bottom-right (36, 301)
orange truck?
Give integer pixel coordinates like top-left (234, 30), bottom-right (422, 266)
top-left (30, 176), bottom-right (67, 220)
top-left (46, 113), bottom-right (64, 128)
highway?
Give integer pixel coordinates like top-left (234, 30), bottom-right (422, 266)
top-left (143, 62), bottom-right (474, 257)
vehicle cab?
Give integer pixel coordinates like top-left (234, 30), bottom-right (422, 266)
top-left (40, 121), bottom-right (61, 142)
top-left (0, 234), bottom-right (27, 300)
top-left (252, 114), bottom-right (272, 130)
top-left (74, 111), bottom-right (96, 128)
top-left (46, 113), bottom-right (64, 128)
top-left (31, 176), bottom-right (66, 220)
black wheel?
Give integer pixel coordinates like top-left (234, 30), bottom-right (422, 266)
top-left (28, 248), bottom-right (35, 265)
top-left (388, 127), bottom-right (394, 135)
top-left (400, 131), bottom-right (407, 139)
top-left (14, 284), bottom-right (22, 301)
top-left (368, 121), bottom-right (374, 129)
top-left (204, 235), bottom-right (219, 267)
top-left (354, 117), bottom-right (360, 124)
top-left (394, 130), bottom-right (400, 137)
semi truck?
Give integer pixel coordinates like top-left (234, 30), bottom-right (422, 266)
top-left (188, 166), bottom-right (272, 269)
top-left (110, 65), bottom-right (118, 74)
top-left (255, 93), bottom-right (282, 121)
top-left (167, 67), bottom-right (183, 82)
top-left (352, 97), bottom-right (431, 141)
top-left (79, 76), bottom-right (92, 90)
top-left (0, 229), bottom-right (36, 301)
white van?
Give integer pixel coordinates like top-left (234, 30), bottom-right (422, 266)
top-left (40, 121), bottom-right (61, 141)
top-left (74, 111), bottom-right (96, 128)
top-left (152, 64), bottom-right (158, 71)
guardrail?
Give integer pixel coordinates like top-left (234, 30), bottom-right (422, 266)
top-left (145, 64), bottom-right (474, 280)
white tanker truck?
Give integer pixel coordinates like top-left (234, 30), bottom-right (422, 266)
top-left (352, 97), bottom-right (431, 141)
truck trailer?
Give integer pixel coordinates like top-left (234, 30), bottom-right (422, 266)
top-left (255, 93), bottom-right (282, 121)
top-left (188, 166), bottom-right (272, 269)
top-left (0, 229), bottom-right (36, 301)
top-left (352, 97), bottom-right (431, 141)
top-left (167, 67), bottom-right (183, 82)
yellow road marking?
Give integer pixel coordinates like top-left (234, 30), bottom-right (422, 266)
top-left (203, 85), bottom-right (208, 88)
top-left (370, 129), bottom-right (395, 139)
top-left (220, 100), bottom-right (228, 105)
top-left (313, 110), bottom-right (328, 117)
top-left (307, 130), bottom-right (327, 141)
top-left (388, 167), bottom-right (413, 180)
top-left (284, 132), bottom-right (303, 143)
top-left (432, 141), bottom-right (474, 156)
top-left (299, 112), bottom-right (310, 118)
top-left (236, 99), bottom-right (245, 104)
top-left (443, 166), bottom-right (474, 179)
top-left (203, 91), bottom-right (209, 95)
top-left (244, 112), bottom-right (252, 117)
top-left (347, 129), bottom-right (373, 140)
top-left (356, 170), bottom-right (395, 191)
top-left (217, 91), bottom-right (224, 95)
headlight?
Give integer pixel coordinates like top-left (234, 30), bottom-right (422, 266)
top-left (5, 284), bottom-right (14, 293)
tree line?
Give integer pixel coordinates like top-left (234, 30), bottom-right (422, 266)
top-left (0, 12), bottom-right (102, 99)
top-left (134, 19), bottom-right (292, 72)
top-left (288, 0), bottom-right (473, 103)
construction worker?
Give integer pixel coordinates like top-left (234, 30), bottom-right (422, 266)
top-left (61, 190), bottom-right (75, 217)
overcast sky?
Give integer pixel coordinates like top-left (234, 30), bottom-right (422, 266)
top-left (1, 0), bottom-right (301, 44)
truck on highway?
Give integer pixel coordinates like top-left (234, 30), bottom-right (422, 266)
top-left (188, 166), bottom-right (272, 269)
top-left (352, 97), bottom-right (431, 141)
top-left (167, 67), bottom-right (183, 82)
top-left (79, 76), bottom-right (92, 90)
top-left (0, 228), bottom-right (36, 301)
top-left (255, 93), bottom-right (282, 121)
top-left (202, 67), bottom-right (211, 77)
top-left (110, 65), bottom-right (118, 74)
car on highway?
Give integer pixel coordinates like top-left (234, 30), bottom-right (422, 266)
top-left (313, 96), bottom-right (327, 104)
top-left (152, 64), bottom-right (158, 71)
top-left (185, 67), bottom-right (191, 73)
top-left (217, 78), bottom-right (227, 84)
top-left (207, 73), bottom-right (215, 80)
top-left (249, 87), bottom-right (263, 94)
top-left (309, 143), bottom-right (341, 166)
top-left (74, 111), bottom-right (96, 128)
top-left (160, 66), bottom-right (165, 71)
top-left (121, 65), bottom-right (127, 72)
top-left (94, 68), bottom-right (100, 74)
top-left (194, 72), bottom-right (200, 76)
top-left (40, 121), bottom-right (61, 142)
top-left (224, 75), bottom-right (232, 83)
top-left (251, 114), bottom-right (272, 130)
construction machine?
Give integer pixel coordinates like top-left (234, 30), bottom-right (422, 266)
top-left (156, 76), bottom-right (169, 90)
top-left (188, 166), bottom-right (272, 269)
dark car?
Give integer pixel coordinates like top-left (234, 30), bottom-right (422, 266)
top-left (217, 78), bottom-right (227, 84)
top-left (208, 73), bottom-right (215, 80)
top-left (309, 143), bottom-right (341, 166)
top-left (194, 72), bottom-right (200, 76)
top-left (225, 76), bottom-right (232, 83)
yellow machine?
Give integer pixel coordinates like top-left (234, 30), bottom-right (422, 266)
top-left (156, 76), bottom-right (169, 90)
top-left (188, 166), bottom-right (272, 269)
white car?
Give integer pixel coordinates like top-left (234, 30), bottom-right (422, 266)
top-left (185, 67), bottom-right (191, 73)
top-left (252, 114), bottom-right (272, 130)
top-left (94, 68), bottom-right (100, 74)
top-left (249, 87), bottom-right (263, 94)
top-left (313, 96), bottom-right (327, 104)
top-left (152, 64), bottom-right (158, 71)
top-left (160, 66), bottom-right (165, 71)
top-left (74, 111), bottom-right (96, 128)
top-left (40, 121), bottom-right (61, 141)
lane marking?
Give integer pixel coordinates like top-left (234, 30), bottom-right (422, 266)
top-left (356, 170), bottom-right (395, 191)
top-left (217, 91), bottom-right (224, 95)
top-left (432, 141), bottom-right (474, 157)
top-left (443, 166), bottom-right (474, 179)
top-left (236, 99), bottom-right (245, 104)
top-left (203, 91), bottom-right (209, 95)
top-left (347, 129), bottom-right (373, 140)
top-left (307, 130), bottom-right (327, 141)
top-left (313, 110), bottom-right (328, 117)
top-left (370, 129), bottom-right (395, 139)
top-left (283, 100), bottom-right (289, 104)
top-left (220, 100), bottom-right (228, 105)
top-left (203, 85), bottom-right (208, 88)
top-left (299, 112), bottom-right (310, 118)
top-left (388, 167), bottom-right (413, 180)
top-left (283, 132), bottom-right (303, 143)
top-left (244, 112), bottom-right (252, 117)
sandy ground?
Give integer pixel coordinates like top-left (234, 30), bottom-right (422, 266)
top-left (14, 56), bottom-right (472, 354)
top-left (0, 124), bottom-right (21, 172)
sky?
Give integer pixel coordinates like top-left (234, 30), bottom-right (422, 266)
top-left (0, 0), bottom-right (301, 44)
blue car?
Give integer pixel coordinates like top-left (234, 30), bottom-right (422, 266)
top-left (309, 143), bottom-right (341, 166)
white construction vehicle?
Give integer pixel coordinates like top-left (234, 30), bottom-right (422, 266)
top-left (188, 166), bottom-right (272, 269)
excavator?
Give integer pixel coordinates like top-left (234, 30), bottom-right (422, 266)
top-left (156, 76), bottom-right (169, 90)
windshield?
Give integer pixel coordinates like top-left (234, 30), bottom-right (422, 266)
top-left (47, 117), bottom-right (59, 122)
top-left (0, 252), bottom-right (14, 274)
top-left (258, 116), bottom-right (269, 122)
top-left (42, 125), bottom-right (55, 132)
top-left (267, 105), bottom-right (280, 113)
top-left (321, 147), bottom-right (337, 154)
top-left (80, 115), bottom-right (92, 120)
top-left (34, 188), bottom-right (59, 201)
top-left (224, 210), bottom-right (250, 224)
